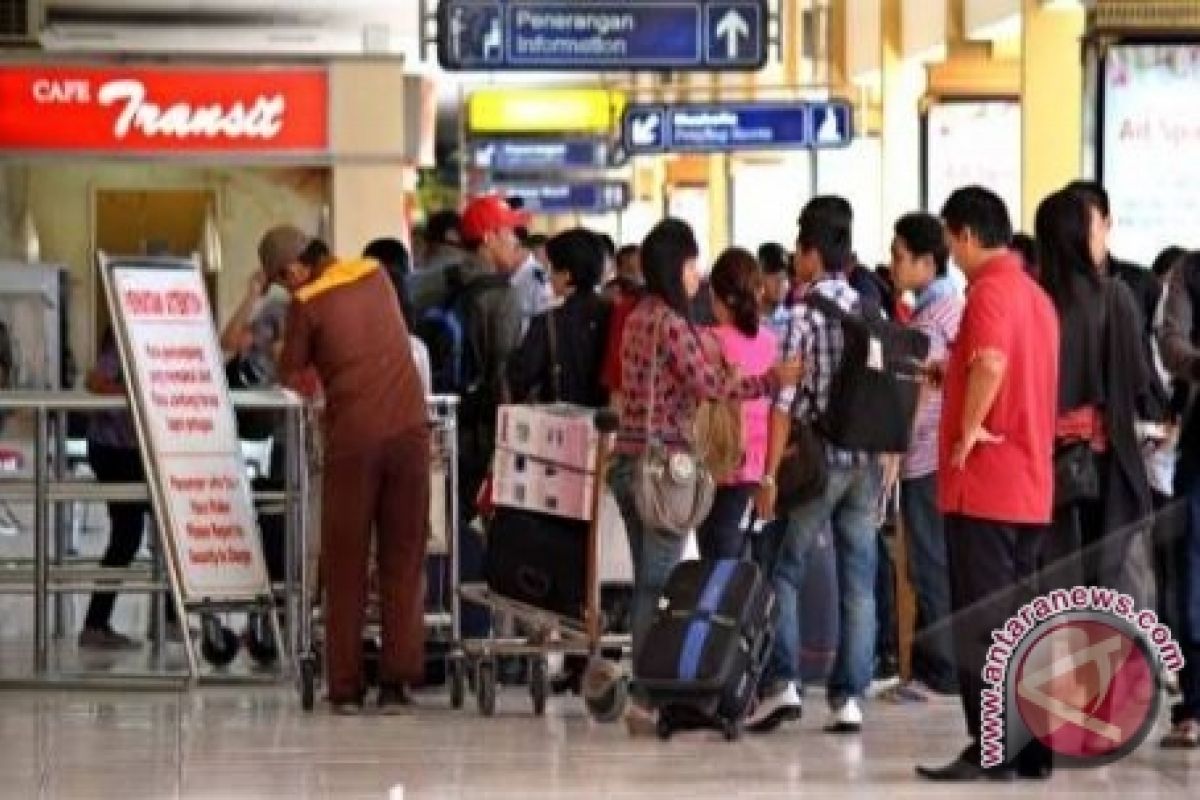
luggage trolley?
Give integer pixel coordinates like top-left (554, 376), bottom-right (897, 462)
top-left (454, 406), bottom-right (628, 717)
top-left (297, 395), bottom-right (460, 711)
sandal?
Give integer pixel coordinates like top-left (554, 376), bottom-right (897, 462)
top-left (1161, 720), bottom-right (1200, 749)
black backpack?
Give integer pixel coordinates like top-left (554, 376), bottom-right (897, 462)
top-left (804, 293), bottom-right (930, 453)
top-left (416, 266), bottom-right (510, 399)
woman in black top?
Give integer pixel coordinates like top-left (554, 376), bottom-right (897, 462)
top-left (508, 228), bottom-right (611, 407)
top-left (1037, 188), bottom-right (1153, 602)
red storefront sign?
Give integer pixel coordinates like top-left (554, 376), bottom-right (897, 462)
top-left (0, 65), bottom-right (328, 154)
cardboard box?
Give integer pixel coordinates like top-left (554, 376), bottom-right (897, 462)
top-left (496, 404), bottom-right (599, 473)
top-left (492, 447), bottom-right (596, 521)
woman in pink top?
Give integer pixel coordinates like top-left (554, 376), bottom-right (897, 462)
top-left (696, 248), bottom-right (778, 559)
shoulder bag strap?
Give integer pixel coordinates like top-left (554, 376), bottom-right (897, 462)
top-left (546, 306), bottom-right (562, 403)
top-left (645, 305), bottom-right (665, 446)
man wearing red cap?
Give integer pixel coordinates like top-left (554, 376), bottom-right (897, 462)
top-left (450, 196), bottom-right (528, 634)
top-left (453, 194), bottom-right (527, 455)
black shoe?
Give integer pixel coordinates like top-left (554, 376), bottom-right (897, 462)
top-left (1014, 746), bottom-right (1054, 780)
top-left (377, 684), bottom-right (414, 715)
top-left (916, 747), bottom-right (1015, 782)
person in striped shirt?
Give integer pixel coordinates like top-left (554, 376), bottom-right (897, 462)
top-left (890, 213), bottom-right (965, 699)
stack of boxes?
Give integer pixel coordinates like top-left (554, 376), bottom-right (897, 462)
top-left (492, 404), bottom-right (599, 521)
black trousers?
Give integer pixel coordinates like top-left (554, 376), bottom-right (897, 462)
top-left (84, 443), bottom-right (175, 629)
top-left (945, 513), bottom-right (1050, 768)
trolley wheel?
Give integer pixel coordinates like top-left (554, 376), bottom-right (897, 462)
top-left (477, 660), bottom-right (497, 717)
top-left (530, 657), bottom-right (549, 716)
top-left (449, 658), bottom-right (466, 710)
top-left (200, 616), bottom-right (240, 667)
top-left (300, 658), bottom-right (316, 712)
top-left (721, 719), bottom-right (741, 742)
top-left (244, 613), bottom-right (278, 667)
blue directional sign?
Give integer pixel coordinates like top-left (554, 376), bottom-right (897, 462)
top-left (492, 181), bottom-right (631, 214)
top-left (438, 0), bottom-right (769, 71)
top-left (469, 139), bottom-right (609, 172)
top-left (623, 100), bottom-right (854, 154)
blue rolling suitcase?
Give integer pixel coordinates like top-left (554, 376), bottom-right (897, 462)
top-left (633, 558), bottom-right (777, 740)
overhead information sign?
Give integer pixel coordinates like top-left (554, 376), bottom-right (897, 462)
top-left (470, 139), bottom-right (609, 171)
top-left (438, 0), bottom-right (768, 71)
top-left (623, 100), bottom-right (853, 154)
top-left (100, 255), bottom-right (270, 602)
top-left (493, 181), bottom-right (631, 214)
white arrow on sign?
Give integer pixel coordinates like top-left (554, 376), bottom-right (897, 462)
top-left (716, 9), bottom-right (749, 59)
top-left (630, 113), bottom-right (661, 147)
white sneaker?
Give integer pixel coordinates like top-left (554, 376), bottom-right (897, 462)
top-left (824, 697), bottom-right (864, 734)
top-left (745, 682), bottom-right (803, 734)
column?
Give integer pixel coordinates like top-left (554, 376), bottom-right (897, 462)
top-left (1020, 0), bottom-right (1085, 230)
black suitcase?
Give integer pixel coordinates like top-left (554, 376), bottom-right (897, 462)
top-left (484, 507), bottom-right (589, 620)
top-left (634, 558), bottom-right (777, 741)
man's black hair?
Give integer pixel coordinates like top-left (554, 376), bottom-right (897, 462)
top-left (941, 186), bottom-right (1012, 249)
top-left (797, 195), bottom-right (853, 274)
top-left (893, 213), bottom-right (949, 277)
top-left (425, 210), bottom-right (462, 246)
top-left (757, 242), bottom-right (789, 276)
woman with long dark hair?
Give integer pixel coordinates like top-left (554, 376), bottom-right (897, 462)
top-left (696, 247), bottom-right (779, 558)
top-left (1037, 188), bottom-right (1153, 604)
top-left (609, 218), bottom-right (799, 733)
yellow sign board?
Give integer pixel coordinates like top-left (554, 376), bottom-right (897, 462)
top-left (468, 88), bottom-right (626, 135)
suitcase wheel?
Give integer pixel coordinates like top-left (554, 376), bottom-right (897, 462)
top-left (656, 715), bottom-right (673, 741)
top-left (721, 719), bottom-right (741, 742)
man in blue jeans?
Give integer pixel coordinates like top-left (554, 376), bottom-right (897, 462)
top-left (750, 196), bottom-right (880, 735)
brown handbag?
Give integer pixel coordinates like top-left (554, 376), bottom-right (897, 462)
top-left (631, 310), bottom-right (716, 535)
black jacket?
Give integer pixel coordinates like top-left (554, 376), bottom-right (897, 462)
top-left (507, 290), bottom-right (611, 409)
top-left (1055, 277), bottom-right (1153, 598)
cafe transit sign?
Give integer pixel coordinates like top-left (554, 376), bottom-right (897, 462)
top-left (0, 64), bottom-right (329, 155)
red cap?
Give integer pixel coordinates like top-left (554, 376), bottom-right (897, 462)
top-left (460, 194), bottom-right (531, 243)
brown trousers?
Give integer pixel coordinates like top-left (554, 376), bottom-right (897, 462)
top-left (322, 426), bottom-right (431, 702)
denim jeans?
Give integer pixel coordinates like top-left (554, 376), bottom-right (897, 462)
top-left (900, 473), bottom-right (957, 690)
top-left (607, 455), bottom-right (689, 663)
top-left (760, 464), bottom-right (880, 706)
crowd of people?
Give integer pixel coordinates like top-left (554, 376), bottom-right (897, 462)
top-left (77, 180), bottom-right (1200, 779)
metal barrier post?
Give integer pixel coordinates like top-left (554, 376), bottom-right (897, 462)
top-left (32, 407), bottom-right (48, 674)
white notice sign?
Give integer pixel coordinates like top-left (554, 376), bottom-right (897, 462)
top-left (103, 256), bottom-right (269, 602)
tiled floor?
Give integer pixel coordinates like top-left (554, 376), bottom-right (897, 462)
top-left (2, 485), bottom-right (1198, 797)
top-left (0, 683), bottom-right (1196, 800)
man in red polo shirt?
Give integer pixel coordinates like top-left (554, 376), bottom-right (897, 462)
top-left (917, 187), bottom-right (1059, 782)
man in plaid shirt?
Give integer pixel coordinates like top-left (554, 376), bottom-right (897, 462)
top-left (748, 196), bottom-right (881, 736)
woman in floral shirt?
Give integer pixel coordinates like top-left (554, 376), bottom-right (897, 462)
top-left (609, 218), bottom-right (799, 733)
